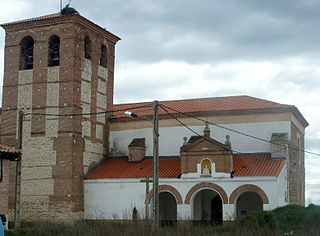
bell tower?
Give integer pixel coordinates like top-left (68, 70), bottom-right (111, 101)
top-left (0, 7), bottom-right (120, 223)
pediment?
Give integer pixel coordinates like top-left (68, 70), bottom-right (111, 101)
top-left (180, 136), bottom-right (229, 153)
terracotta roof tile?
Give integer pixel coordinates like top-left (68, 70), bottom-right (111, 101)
top-left (233, 153), bottom-right (285, 176)
top-left (1, 13), bottom-right (62, 26)
top-left (113, 95), bottom-right (293, 118)
top-left (86, 153), bottom-right (284, 179)
top-left (85, 156), bottom-right (181, 179)
top-left (0, 144), bottom-right (21, 154)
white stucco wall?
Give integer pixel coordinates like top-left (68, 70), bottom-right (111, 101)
top-left (84, 174), bottom-right (285, 221)
top-left (110, 122), bottom-right (291, 156)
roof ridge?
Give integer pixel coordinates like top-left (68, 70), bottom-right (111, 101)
top-left (1, 12), bottom-right (62, 26)
top-left (233, 152), bottom-right (271, 156)
top-left (113, 95), bottom-right (292, 107)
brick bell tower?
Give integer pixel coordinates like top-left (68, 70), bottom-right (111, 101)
top-left (0, 6), bottom-right (120, 223)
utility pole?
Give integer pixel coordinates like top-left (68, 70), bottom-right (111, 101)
top-left (14, 111), bottom-right (23, 230)
top-left (124, 101), bottom-right (160, 229)
top-left (145, 177), bottom-right (149, 220)
top-left (152, 100), bottom-right (159, 229)
top-left (286, 144), bottom-right (290, 203)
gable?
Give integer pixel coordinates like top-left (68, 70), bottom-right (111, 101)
top-left (181, 136), bottom-right (229, 153)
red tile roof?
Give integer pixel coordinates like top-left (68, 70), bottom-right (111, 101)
top-left (112, 95), bottom-right (308, 127)
top-left (233, 153), bottom-right (285, 176)
top-left (86, 153), bottom-right (284, 179)
top-left (1, 13), bottom-right (62, 26)
top-left (0, 144), bottom-right (21, 154)
top-left (85, 157), bottom-right (181, 179)
top-left (114, 95), bottom-right (290, 117)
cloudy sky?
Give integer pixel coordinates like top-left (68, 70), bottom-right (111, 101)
top-left (0, 0), bottom-right (319, 204)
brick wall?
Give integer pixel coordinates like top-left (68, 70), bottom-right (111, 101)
top-left (1, 14), bottom-right (119, 224)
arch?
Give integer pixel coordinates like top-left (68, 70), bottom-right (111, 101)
top-left (100, 45), bottom-right (107, 67)
top-left (229, 184), bottom-right (269, 204)
top-left (185, 182), bottom-right (228, 204)
top-left (236, 191), bottom-right (263, 219)
top-left (193, 189), bottom-right (222, 226)
top-left (159, 192), bottom-right (177, 227)
top-left (20, 36), bottom-right (34, 70)
top-left (84, 36), bottom-right (92, 60)
top-left (145, 185), bottom-right (183, 205)
top-left (48, 35), bottom-right (60, 66)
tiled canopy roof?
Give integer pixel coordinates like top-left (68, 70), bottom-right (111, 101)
top-left (85, 153), bottom-right (284, 179)
top-left (0, 144), bottom-right (21, 161)
top-left (232, 153), bottom-right (285, 176)
top-left (0, 144), bottom-right (21, 154)
top-left (112, 95), bottom-right (308, 127)
top-left (86, 157), bottom-right (181, 179)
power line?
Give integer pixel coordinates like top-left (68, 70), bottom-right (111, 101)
top-left (23, 104), bottom-right (153, 117)
top-left (159, 105), bottom-right (243, 154)
top-left (160, 104), bottom-right (320, 157)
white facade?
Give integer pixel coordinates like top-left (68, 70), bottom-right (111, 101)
top-left (110, 121), bottom-right (291, 156)
top-left (84, 164), bottom-right (287, 221)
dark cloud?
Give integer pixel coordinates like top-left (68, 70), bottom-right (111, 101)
top-left (71, 0), bottom-right (320, 63)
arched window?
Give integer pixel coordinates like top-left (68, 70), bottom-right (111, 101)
top-left (100, 45), bottom-right (107, 67)
top-left (48, 35), bottom-right (60, 66)
top-left (20, 36), bottom-right (34, 70)
top-left (84, 36), bottom-right (92, 60)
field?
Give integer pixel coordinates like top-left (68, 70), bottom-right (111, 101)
top-left (6, 204), bottom-right (320, 236)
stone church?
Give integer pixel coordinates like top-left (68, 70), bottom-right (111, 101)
top-left (0, 7), bottom-right (308, 226)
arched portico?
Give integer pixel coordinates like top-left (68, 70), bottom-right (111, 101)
top-left (185, 182), bottom-right (228, 204)
top-left (229, 184), bottom-right (269, 219)
top-left (145, 185), bottom-right (183, 205)
top-left (229, 184), bottom-right (269, 204)
top-left (192, 189), bottom-right (223, 226)
top-left (159, 192), bottom-right (177, 227)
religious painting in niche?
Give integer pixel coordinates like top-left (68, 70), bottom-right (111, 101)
top-left (201, 159), bottom-right (211, 176)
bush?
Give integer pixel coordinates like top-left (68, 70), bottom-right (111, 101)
top-left (238, 204), bottom-right (320, 234)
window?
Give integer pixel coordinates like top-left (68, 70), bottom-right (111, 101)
top-left (100, 45), bottom-right (107, 67)
top-left (20, 36), bottom-right (34, 70)
top-left (48, 35), bottom-right (60, 67)
top-left (84, 36), bottom-right (92, 60)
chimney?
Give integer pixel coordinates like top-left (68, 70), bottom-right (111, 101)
top-left (204, 122), bottom-right (210, 138)
top-left (128, 138), bottom-right (146, 162)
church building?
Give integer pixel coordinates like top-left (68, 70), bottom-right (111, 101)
top-left (0, 7), bottom-right (308, 226)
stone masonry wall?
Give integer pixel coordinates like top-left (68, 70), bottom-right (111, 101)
top-left (289, 122), bottom-right (305, 205)
top-left (1, 15), bottom-right (118, 224)
top-left (0, 160), bottom-right (10, 216)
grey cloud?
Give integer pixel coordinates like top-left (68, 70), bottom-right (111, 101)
top-left (72, 0), bottom-right (320, 63)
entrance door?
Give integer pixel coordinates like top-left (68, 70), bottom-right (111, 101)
top-left (159, 192), bottom-right (177, 227)
top-left (193, 189), bottom-right (223, 226)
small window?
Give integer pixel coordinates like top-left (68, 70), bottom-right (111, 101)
top-left (100, 45), bottom-right (107, 67)
top-left (48, 35), bottom-right (60, 67)
top-left (20, 36), bottom-right (34, 70)
top-left (84, 36), bottom-right (92, 60)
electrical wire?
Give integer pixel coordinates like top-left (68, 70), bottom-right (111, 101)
top-left (159, 105), bottom-right (243, 154)
top-left (159, 104), bottom-right (320, 157)
top-left (23, 104), bottom-right (153, 117)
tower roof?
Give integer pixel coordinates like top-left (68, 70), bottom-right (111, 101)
top-left (1, 10), bottom-right (121, 43)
